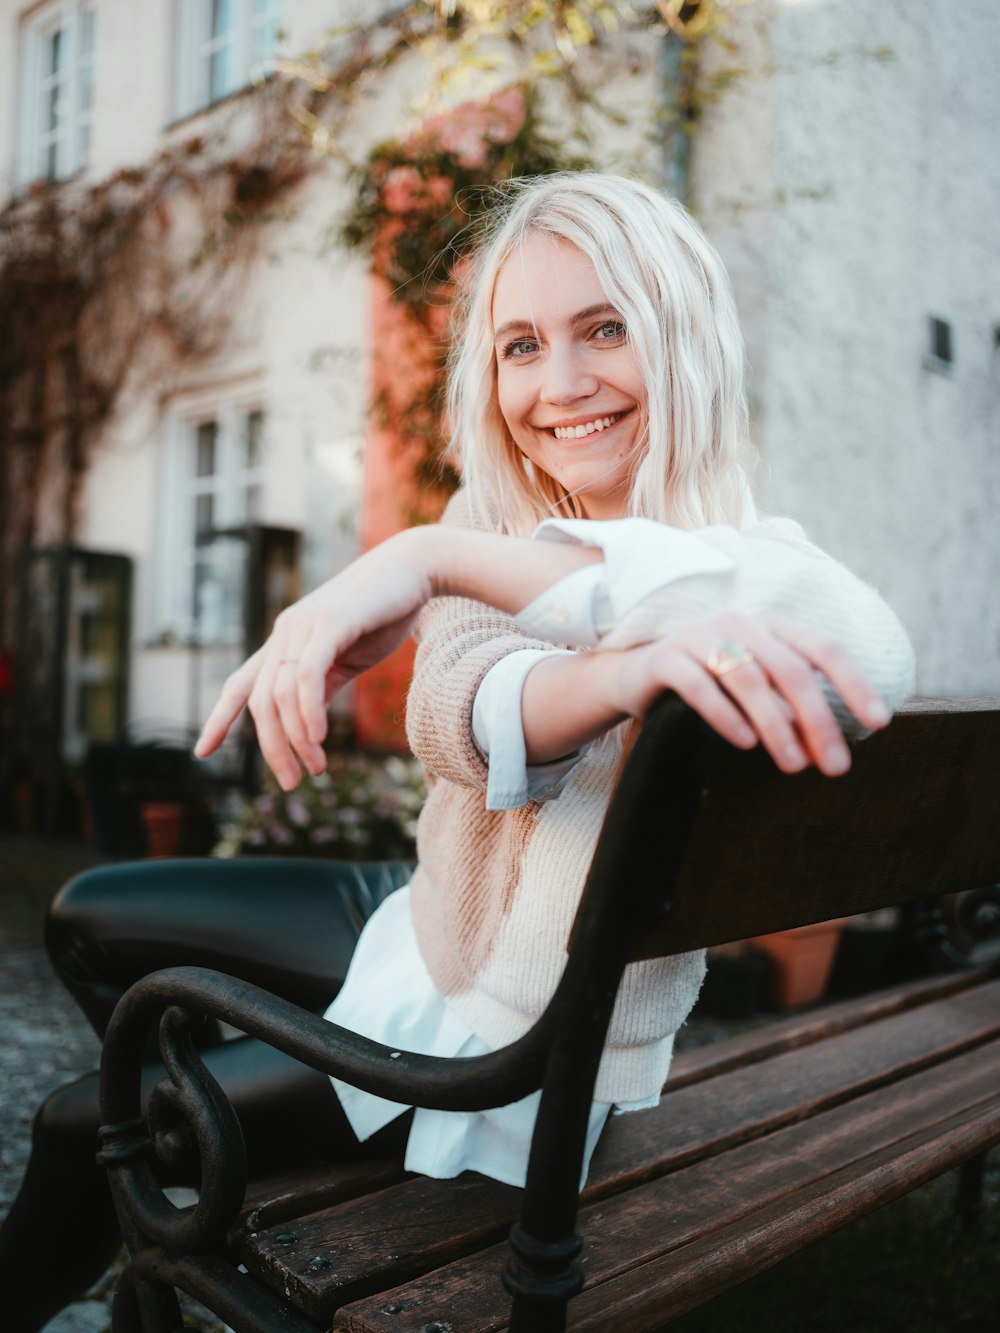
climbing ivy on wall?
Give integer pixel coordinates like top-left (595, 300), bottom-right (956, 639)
top-left (0, 0), bottom-right (737, 641)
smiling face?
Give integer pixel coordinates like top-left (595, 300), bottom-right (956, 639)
top-left (491, 233), bottom-right (646, 521)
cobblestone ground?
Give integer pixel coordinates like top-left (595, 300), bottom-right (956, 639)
top-left (0, 838), bottom-right (222, 1333)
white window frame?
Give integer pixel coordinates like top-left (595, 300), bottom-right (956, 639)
top-left (157, 396), bottom-right (268, 646)
top-left (16, 0), bottom-right (96, 186)
top-left (174, 0), bottom-right (282, 120)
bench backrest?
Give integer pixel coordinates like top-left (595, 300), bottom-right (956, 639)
top-left (577, 696), bottom-right (1000, 963)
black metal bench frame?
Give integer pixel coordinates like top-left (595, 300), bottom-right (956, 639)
top-left (97, 695), bottom-right (1000, 1332)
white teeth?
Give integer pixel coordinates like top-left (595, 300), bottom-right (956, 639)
top-left (552, 412), bottom-right (624, 440)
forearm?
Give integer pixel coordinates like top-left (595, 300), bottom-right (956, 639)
top-left (409, 525), bottom-right (620, 766)
top-left (519, 649), bottom-right (627, 764)
top-left (418, 525), bottom-right (604, 611)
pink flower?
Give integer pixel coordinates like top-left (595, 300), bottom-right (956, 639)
top-left (382, 165), bottom-right (426, 214)
top-left (420, 86), bottom-right (527, 169)
top-left (425, 174), bottom-right (455, 207)
top-left (286, 794), bottom-right (311, 828)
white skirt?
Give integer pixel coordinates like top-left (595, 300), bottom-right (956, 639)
top-left (323, 885), bottom-right (655, 1190)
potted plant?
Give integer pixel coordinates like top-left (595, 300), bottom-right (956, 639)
top-left (750, 917), bottom-right (848, 1010)
top-left (214, 751), bottom-right (426, 862)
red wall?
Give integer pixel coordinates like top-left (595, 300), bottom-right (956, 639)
top-left (353, 274), bottom-right (450, 750)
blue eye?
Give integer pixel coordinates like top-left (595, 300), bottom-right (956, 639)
top-left (594, 320), bottom-right (627, 341)
top-left (502, 338), bottom-right (538, 359)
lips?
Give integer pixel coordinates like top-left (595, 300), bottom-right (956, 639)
top-left (547, 409), bottom-right (630, 440)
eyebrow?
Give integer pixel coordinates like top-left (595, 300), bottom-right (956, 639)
top-left (492, 302), bottom-right (622, 343)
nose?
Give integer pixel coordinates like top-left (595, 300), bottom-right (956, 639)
top-left (539, 345), bottom-right (599, 405)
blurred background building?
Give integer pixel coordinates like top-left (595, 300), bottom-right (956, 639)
top-left (0, 0), bottom-right (997, 847)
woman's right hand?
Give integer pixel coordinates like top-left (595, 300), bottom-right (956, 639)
top-left (608, 611), bottom-right (891, 776)
top-left (196, 522), bottom-right (606, 790)
top-left (195, 528), bottom-right (437, 788)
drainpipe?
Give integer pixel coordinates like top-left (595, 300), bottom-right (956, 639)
top-left (660, 25), bottom-right (694, 202)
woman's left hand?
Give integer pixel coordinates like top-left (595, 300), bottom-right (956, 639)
top-left (609, 610), bottom-right (891, 775)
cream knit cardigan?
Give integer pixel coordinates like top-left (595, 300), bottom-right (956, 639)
top-left (404, 493), bottom-right (915, 1104)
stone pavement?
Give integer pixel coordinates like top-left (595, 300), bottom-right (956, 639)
top-left (1, 838), bottom-right (108, 1330)
top-left (0, 837), bottom-right (222, 1333)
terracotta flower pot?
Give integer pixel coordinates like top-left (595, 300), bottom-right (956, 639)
top-left (140, 801), bottom-right (186, 859)
top-left (751, 918), bottom-right (848, 1010)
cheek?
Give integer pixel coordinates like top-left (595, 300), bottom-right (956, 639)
top-left (495, 370), bottom-right (526, 432)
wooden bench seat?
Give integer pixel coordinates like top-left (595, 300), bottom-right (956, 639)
top-left (97, 697), bottom-right (1000, 1332)
top-left (230, 966), bottom-right (1000, 1330)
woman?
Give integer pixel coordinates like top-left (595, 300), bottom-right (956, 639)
top-left (195, 172), bottom-right (913, 1181)
top-left (2, 173), bottom-right (913, 1327)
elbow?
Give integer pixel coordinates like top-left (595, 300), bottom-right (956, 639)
top-left (870, 614), bottom-right (917, 715)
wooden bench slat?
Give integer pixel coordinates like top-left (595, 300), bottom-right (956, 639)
top-left (240, 1173), bottom-right (521, 1322)
top-left (585, 975), bottom-right (1000, 1185)
top-left (331, 1036), bottom-right (1000, 1331)
top-left (235, 1158), bottom-right (409, 1239)
top-left (665, 965), bottom-right (996, 1091)
top-left (568, 1101), bottom-right (1000, 1331)
top-left (246, 978), bottom-right (1000, 1325)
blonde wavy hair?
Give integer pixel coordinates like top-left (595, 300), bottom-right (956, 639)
top-left (446, 172), bottom-right (756, 535)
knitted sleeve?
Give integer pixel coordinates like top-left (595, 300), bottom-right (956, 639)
top-left (405, 492), bottom-right (556, 790)
top-left (516, 516), bottom-right (916, 723)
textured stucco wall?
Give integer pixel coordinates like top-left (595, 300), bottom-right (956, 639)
top-left (692, 0), bottom-right (1000, 695)
top-left (5, 0), bottom-right (996, 725)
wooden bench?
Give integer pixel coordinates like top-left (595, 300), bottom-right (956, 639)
top-left (97, 696), bottom-right (1000, 1332)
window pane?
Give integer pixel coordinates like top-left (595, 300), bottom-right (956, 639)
top-left (250, 0), bottom-right (281, 72)
top-left (196, 493), bottom-right (214, 540)
top-left (196, 421), bottom-right (217, 476)
top-left (48, 28), bottom-right (65, 76)
top-left (47, 81), bottom-right (62, 133)
top-left (209, 44), bottom-right (236, 100)
top-left (80, 10), bottom-right (95, 57)
top-left (244, 410), bottom-right (263, 467)
top-left (211, 0), bottom-right (235, 39)
top-left (80, 64), bottom-right (93, 114)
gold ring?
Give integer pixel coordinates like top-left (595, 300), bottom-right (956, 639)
top-left (706, 639), bottom-right (755, 677)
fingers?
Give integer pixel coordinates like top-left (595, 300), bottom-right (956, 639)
top-left (642, 613), bottom-right (892, 779)
top-left (195, 629), bottom-right (332, 790)
top-left (644, 645), bottom-right (759, 750)
top-left (676, 625), bottom-right (819, 774)
top-left (619, 641), bottom-right (757, 751)
top-left (709, 625), bottom-right (841, 775)
top-left (194, 650), bottom-right (264, 758)
top-left (695, 614), bottom-right (890, 777)
top-left (766, 613), bottom-right (891, 731)
top-left (250, 644), bottom-right (327, 791)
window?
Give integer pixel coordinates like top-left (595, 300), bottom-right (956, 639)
top-left (926, 315), bottom-right (954, 374)
top-left (16, 1), bottom-right (96, 185)
top-left (159, 404), bottom-right (266, 644)
top-left (175, 0), bottom-right (282, 117)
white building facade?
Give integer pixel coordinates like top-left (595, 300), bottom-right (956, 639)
top-left (1, 0), bottom-right (997, 775)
